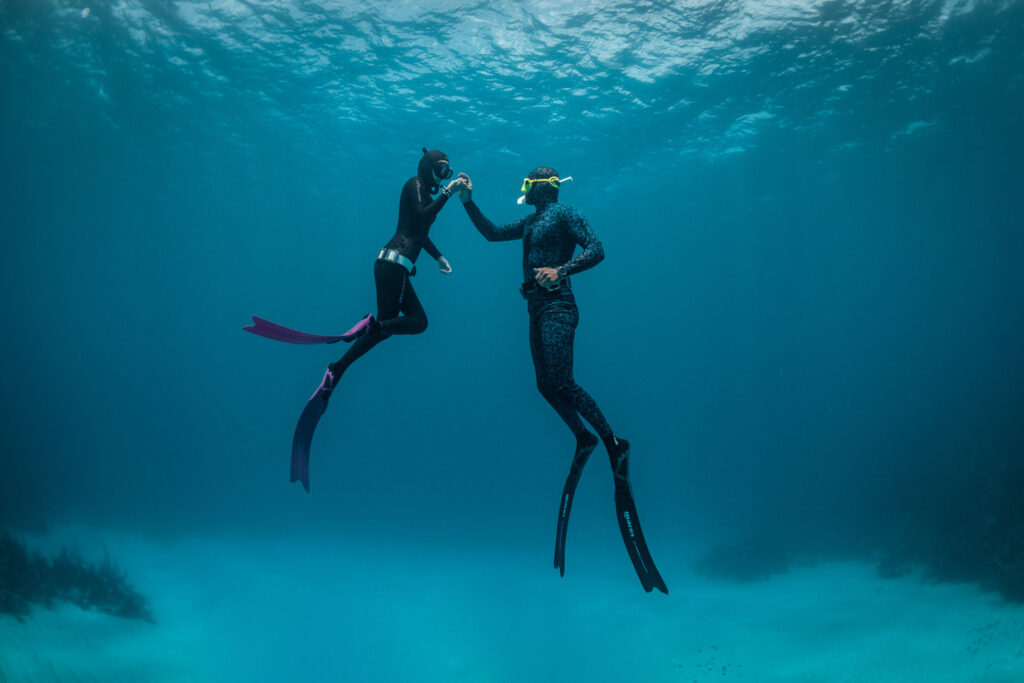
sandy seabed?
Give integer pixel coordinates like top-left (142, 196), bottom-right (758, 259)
top-left (2, 530), bottom-right (1023, 682)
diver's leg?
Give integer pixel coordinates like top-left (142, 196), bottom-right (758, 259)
top-left (531, 301), bottom-right (602, 575)
top-left (328, 261), bottom-right (404, 377)
top-left (534, 301), bottom-right (613, 440)
top-left (536, 301), bottom-right (667, 592)
top-left (530, 303), bottom-right (591, 438)
top-left (380, 272), bottom-right (428, 335)
top-left (292, 262), bottom-right (401, 491)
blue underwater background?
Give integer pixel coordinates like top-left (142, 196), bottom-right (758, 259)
top-left (2, 0), bottom-right (1024, 681)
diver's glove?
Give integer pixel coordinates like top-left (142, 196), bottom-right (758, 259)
top-left (437, 255), bottom-right (452, 275)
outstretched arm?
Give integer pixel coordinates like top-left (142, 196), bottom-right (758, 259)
top-left (406, 176), bottom-right (465, 224)
top-left (463, 203), bottom-right (527, 242)
top-left (458, 174), bottom-right (527, 242)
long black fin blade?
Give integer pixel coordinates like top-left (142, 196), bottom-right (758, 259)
top-left (554, 475), bottom-right (576, 575)
top-left (614, 486), bottom-right (669, 594)
top-left (609, 438), bottom-right (668, 594)
top-left (554, 434), bottom-right (598, 576)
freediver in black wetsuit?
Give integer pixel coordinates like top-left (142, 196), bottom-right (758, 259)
top-left (324, 149), bottom-right (461, 378)
top-left (456, 168), bottom-right (668, 594)
top-left (244, 148), bottom-right (466, 491)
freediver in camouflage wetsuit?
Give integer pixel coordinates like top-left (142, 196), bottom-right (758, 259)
top-left (456, 167), bottom-right (668, 594)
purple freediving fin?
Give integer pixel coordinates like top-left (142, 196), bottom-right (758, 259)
top-left (290, 366), bottom-right (338, 492)
top-left (243, 314), bottom-right (372, 345)
top-left (243, 316), bottom-right (345, 344)
top-left (339, 314), bottom-right (374, 341)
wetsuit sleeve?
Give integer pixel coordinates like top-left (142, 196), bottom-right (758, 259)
top-left (405, 177), bottom-right (450, 223)
top-left (462, 201), bottom-right (527, 242)
top-left (560, 207), bottom-right (605, 276)
top-left (423, 237), bottom-right (442, 260)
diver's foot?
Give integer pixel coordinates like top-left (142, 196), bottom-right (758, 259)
top-left (310, 365), bottom-right (340, 401)
top-left (604, 435), bottom-right (630, 487)
top-left (340, 314), bottom-right (375, 342)
top-left (575, 431), bottom-right (599, 463)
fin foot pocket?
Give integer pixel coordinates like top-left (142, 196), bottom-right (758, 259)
top-left (340, 314), bottom-right (375, 342)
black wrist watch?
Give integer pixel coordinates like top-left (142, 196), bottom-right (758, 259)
top-left (557, 265), bottom-right (568, 279)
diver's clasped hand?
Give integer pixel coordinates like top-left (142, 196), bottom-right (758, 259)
top-left (444, 177), bottom-right (466, 197)
top-left (437, 255), bottom-right (453, 275)
top-left (457, 172), bottom-right (473, 203)
top-left (534, 267), bottom-right (562, 290)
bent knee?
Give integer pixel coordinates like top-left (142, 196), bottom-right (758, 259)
top-left (553, 381), bottom-right (579, 399)
top-left (538, 380), bottom-right (576, 401)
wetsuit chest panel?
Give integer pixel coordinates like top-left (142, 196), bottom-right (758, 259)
top-left (522, 206), bottom-right (578, 278)
top-left (386, 177), bottom-right (439, 261)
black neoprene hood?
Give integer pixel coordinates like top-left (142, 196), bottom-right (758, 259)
top-left (418, 148), bottom-right (450, 193)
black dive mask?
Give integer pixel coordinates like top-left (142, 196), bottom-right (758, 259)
top-left (433, 160), bottom-right (452, 182)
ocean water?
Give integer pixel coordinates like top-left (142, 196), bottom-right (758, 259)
top-left (2, 0), bottom-right (1023, 681)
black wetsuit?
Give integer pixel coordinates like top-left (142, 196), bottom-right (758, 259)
top-left (331, 176), bottom-right (451, 377)
top-left (287, 152), bottom-right (456, 495)
top-left (462, 199), bottom-right (612, 441)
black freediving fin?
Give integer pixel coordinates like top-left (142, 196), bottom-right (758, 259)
top-left (554, 431), bottom-right (599, 576)
top-left (609, 438), bottom-right (668, 594)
